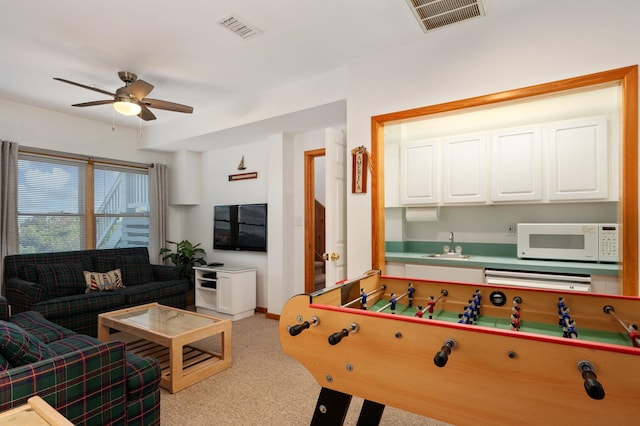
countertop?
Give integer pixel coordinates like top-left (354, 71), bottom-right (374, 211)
top-left (385, 251), bottom-right (619, 276)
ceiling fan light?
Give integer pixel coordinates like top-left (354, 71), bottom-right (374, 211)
top-left (113, 99), bottom-right (141, 116)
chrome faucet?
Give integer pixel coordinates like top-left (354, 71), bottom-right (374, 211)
top-left (449, 232), bottom-right (454, 249)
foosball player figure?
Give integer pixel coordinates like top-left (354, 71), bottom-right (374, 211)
top-left (629, 324), bottom-right (640, 347)
top-left (415, 305), bottom-right (424, 318)
top-left (510, 313), bottom-right (521, 331)
top-left (360, 288), bottom-right (368, 310)
top-left (458, 306), bottom-right (473, 324)
top-left (469, 297), bottom-right (480, 321)
top-left (390, 293), bottom-right (397, 314)
top-left (426, 295), bottom-right (436, 319)
top-left (472, 291), bottom-right (482, 317)
top-left (512, 299), bottom-right (521, 314)
top-left (557, 297), bottom-right (566, 325)
top-left (561, 309), bottom-right (574, 337)
top-left (512, 305), bottom-right (520, 319)
top-left (560, 306), bottom-right (571, 328)
top-left (407, 283), bottom-right (415, 307)
top-left (565, 320), bottom-right (578, 339)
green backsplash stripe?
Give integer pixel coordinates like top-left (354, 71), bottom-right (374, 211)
top-left (386, 241), bottom-right (517, 257)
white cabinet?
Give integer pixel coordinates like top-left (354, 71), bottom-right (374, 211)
top-left (547, 117), bottom-right (609, 201)
top-left (404, 263), bottom-right (484, 284)
top-left (194, 266), bottom-right (257, 321)
top-left (490, 126), bottom-right (543, 202)
top-left (393, 116), bottom-right (612, 206)
top-left (442, 133), bottom-right (488, 204)
top-left (399, 139), bottom-right (440, 205)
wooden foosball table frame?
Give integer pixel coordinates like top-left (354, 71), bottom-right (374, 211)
top-left (279, 271), bottom-right (639, 425)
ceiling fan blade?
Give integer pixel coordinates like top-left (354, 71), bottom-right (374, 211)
top-left (143, 98), bottom-right (194, 114)
top-left (122, 79), bottom-right (154, 99)
top-left (71, 100), bottom-right (115, 107)
top-left (53, 77), bottom-right (115, 97)
top-left (139, 105), bottom-right (156, 121)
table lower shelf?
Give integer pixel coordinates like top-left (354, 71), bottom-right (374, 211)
top-left (126, 339), bottom-right (232, 393)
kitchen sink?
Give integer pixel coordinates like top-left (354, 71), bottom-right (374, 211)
top-left (423, 253), bottom-right (473, 260)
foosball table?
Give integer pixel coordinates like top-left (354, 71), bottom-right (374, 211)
top-left (279, 270), bottom-right (639, 425)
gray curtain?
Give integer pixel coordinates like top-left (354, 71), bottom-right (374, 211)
top-left (0, 141), bottom-right (19, 295)
top-left (148, 163), bottom-right (168, 264)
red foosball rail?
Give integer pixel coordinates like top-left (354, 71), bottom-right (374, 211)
top-left (279, 271), bottom-right (639, 425)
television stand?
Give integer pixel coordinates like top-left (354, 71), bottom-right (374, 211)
top-left (194, 266), bottom-right (257, 321)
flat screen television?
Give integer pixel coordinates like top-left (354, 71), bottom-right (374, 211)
top-left (214, 203), bottom-right (267, 252)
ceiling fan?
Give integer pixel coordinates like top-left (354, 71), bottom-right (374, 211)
top-left (53, 71), bottom-right (194, 121)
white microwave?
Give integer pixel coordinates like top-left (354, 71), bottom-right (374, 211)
top-left (517, 223), bottom-right (619, 263)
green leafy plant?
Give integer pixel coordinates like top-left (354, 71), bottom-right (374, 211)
top-left (160, 240), bottom-right (207, 285)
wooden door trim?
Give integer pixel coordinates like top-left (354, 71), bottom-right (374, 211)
top-left (305, 148), bottom-right (326, 294)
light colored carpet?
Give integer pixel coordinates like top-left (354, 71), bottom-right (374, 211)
top-left (115, 313), bottom-right (451, 425)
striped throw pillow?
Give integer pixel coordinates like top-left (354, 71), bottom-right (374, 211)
top-left (83, 269), bottom-right (125, 293)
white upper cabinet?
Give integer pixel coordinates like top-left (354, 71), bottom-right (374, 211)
top-left (442, 133), bottom-right (488, 204)
top-left (547, 117), bottom-right (609, 201)
top-left (393, 116), bottom-right (613, 206)
top-left (490, 126), bottom-right (543, 202)
top-left (399, 139), bottom-right (440, 205)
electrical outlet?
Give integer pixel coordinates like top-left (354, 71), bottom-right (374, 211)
top-left (507, 223), bottom-right (516, 235)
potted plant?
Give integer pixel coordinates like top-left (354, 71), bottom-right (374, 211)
top-left (160, 240), bottom-right (207, 286)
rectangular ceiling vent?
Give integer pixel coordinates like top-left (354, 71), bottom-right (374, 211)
top-left (406, 0), bottom-right (485, 32)
top-left (219, 15), bottom-right (263, 40)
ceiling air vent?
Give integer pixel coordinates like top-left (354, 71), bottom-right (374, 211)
top-left (406, 0), bottom-right (485, 32)
top-left (219, 15), bottom-right (263, 40)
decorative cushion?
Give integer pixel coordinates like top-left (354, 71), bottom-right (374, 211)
top-left (118, 255), bottom-right (154, 285)
top-left (84, 269), bottom-right (125, 293)
top-left (9, 311), bottom-right (76, 343)
top-left (20, 256), bottom-right (93, 283)
top-left (20, 264), bottom-right (40, 282)
top-left (0, 353), bottom-right (9, 371)
top-left (0, 321), bottom-right (56, 366)
top-left (35, 259), bottom-right (92, 298)
top-left (92, 256), bottom-right (118, 272)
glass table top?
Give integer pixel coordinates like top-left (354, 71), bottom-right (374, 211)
top-left (109, 305), bottom-right (220, 336)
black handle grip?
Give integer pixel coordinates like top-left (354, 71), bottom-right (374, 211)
top-left (582, 372), bottom-right (605, 400)
top-left (328, 329), bottom-right (349, 345)
top-left (288, 321), bottom-right (310, 336)
top-left (433, 346), bottom-right (452, 367)
top-left (578, 360), bottom-right (605, 400)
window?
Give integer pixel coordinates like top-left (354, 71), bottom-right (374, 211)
top-left (18, 153), bottom-right (149, 253)
top-left (94, 165), bottom-right (149, 249)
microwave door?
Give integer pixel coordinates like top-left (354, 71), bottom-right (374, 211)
top-left (518, 225), bottom-right (599, 261)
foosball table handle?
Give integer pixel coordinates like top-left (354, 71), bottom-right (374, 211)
top-left (328, 322), bottom-right (359, 345)
top-left (433, 338), bottom-right (456, 368)
top-left (577, 360), bottom-right (605, 400)
top-left (288, 316), bottom-right (320, 336)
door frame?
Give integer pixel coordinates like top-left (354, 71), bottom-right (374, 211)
top-left (304, 148), bottom-right (326, 294)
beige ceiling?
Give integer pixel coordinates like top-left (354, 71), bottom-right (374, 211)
top-left (0, 1), bottom-right (542, 149)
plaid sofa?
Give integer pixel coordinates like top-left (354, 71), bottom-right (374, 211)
top-left (0, 298), bottom-right (161, 425)
top-left (3, 247), bottom-right (189, 337)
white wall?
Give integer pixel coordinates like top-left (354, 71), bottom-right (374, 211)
top-left (176, 141), bottom-right (270, 307)
top-left (345, 0), bottom-right (640, 275)
top-left (0, 99), bottom-right (168, 165)
top-left (175, 128), bottom-right (335, 315)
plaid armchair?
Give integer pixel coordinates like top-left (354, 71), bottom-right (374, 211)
top-left (0, 297), bottom-right (161, 425)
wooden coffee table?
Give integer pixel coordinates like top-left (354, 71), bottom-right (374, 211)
top-left (98, 303), bottom-right (231, 393)
top-left (0, 396), bottom-right (73, 425)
